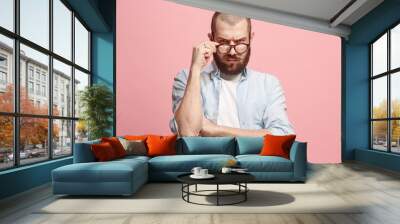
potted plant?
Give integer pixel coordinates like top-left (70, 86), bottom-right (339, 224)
top-left (79, 84), bottom-right (114, 140)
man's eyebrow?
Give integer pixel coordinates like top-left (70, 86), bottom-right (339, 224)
top-left (217, 37), bottom-right (247, 42)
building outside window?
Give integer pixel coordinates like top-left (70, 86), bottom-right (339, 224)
top-left (0, 71), bottom-right (7, 87)
top-left (28, 66), bottom-right (34, 80)
top-left (35, 83), bottom-right (40, 95)
top-left (0, 54), bottom-right (7, 89)
top-left (35, 70), bottom-right (40, 81)
top-left (0, 71), bottom-right (6, 83)
top-left (28, 81), bottom-right (34, 94)
top-left (41, 85), bottom-right (46, 97)
top-left (0, 54), bottom-right (7, 67)
top-left (54, 88), bottom-right (58, 103)
top-left (41, 73), bottom-right (46, 83)
top-left (0, 0), bottom-right (91, 170)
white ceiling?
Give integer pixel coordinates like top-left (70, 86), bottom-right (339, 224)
top-left (229, 0), bottom-right (353, 22)
top-left (167, 0), bottom-right (384, 38)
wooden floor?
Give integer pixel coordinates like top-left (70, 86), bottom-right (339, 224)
top-left (1, 162), bottom-right (400, 224)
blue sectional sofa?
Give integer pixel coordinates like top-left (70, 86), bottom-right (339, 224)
top-left (52, 137), bottom-right (307, 196)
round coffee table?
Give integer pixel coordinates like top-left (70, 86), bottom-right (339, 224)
top-left (177, 172), bottom-right (255, 206)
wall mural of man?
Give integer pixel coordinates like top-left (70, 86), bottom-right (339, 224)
top-left (170, 12), bottom-right (295, 137)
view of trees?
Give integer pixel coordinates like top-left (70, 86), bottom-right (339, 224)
top-left (0, 85), bottom-right (59, 161)
top-left (75, 119), bottom-right (87, 142)
top-left (372, 99), bottom-right (400, 148)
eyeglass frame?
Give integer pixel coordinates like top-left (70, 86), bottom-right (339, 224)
top-left (215, 42), bottom-right (250, 54)
top-left (210, 33), bottom-right (251, 54)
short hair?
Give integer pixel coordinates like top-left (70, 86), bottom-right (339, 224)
top-left (211, 12), bottom-right (251, 36)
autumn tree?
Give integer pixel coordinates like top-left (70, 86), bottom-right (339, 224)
top-left (0, 84), bottom-right (59, 153)
top-left (391, 99), bottom-right (400, 143)
top-left (0, 85), bottom-right (14, 151)
top-left (372, 99), bottom-right (400, 144)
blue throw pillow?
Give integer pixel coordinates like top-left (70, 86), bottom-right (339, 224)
top-left (236, 137), bottom-right (264, 155)
top-left (177, 137), bottom-right (236, 155)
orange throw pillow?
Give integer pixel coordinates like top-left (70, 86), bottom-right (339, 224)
top-left (124, 135), bottom-right (148, 141)
top-left (101, 137), bottom-right (127, 158)
top-left (146, 135), bottom-right (177, 157)
top-left (260, 134), bottom-right (296, 159)
top-left (91, 142), bottom-right (117, 161)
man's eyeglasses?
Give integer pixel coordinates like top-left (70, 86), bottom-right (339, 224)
top-left (216, 43), bottom-right (250, 54)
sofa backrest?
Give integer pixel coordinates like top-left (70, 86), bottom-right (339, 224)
top-left (235, 136), bottom-right (264, 155)
top-left (73, 139), bottom-right (100, 163)
top-left (177, 137), bottom-right (236, 155)
top-left (74, 136), bottom-right (301, 160)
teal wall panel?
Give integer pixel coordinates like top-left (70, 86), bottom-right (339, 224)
top-left (344, 0), bottom-right (400, 172)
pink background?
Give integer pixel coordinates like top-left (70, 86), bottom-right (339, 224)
top-left (116, 0), bottom-right (341, 163)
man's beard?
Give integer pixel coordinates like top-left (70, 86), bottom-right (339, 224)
top-left (213, 48), bottom-right (251, 75)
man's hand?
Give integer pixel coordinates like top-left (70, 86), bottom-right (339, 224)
top-left (190, 41), bottom-right (219, 71)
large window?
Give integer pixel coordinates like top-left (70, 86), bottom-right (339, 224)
top-left (0, 0), bottom-right (91, 171)
top-left (370, 22), bottom-right (400, 153)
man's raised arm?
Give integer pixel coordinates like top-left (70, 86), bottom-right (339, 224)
top-left (173, 41), bottom-right (218, 136)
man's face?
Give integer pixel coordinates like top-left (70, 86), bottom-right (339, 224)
top-left (210, 19), bottom-right (252, 75)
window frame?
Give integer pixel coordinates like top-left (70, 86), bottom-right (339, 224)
top-left (0, 53), bottom-right (7, 88)
top-left (370, 20), bottom-right (400, 154)
top-left (0, 0), bottom-right (92, 171)
top-left (0, 71), bottom-right (7, 85)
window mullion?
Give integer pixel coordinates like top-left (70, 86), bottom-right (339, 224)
top-left (49, 0), bottom-right (54, 160)
top-left (370, 45), bottom-right (373, 149)
top-left (388, 30), bottom-right (391, 153)
top-left (71, 10), bottom-right (76, 155)
top-left (13, 0), bottom-right (20, 167)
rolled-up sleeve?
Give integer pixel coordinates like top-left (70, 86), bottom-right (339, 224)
top-left (262, 76), bottom-right (295, 135)
top-left (169, 69), bottom-right (189, 133)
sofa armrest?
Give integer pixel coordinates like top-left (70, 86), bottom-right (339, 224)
top-left (289, 141), bottom-right (307, 181)
top-left (73, 140), bottom-right (100, 163)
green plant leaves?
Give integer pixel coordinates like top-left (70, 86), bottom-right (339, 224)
top-left (79, 84), bottom-right (114, 140)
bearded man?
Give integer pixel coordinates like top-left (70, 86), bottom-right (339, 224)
top-left (170, 12), bottom-right (295, 137)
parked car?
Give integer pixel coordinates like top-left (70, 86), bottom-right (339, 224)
top-left (7, 153), bottom-right (13, 161)
top-left (20, 151), bottom-right (30, 159)
top-left (53, 149), bottom-right (62, 156)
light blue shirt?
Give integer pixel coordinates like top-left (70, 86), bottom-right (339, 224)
top-left (169, 61), bottom-right (295, 135)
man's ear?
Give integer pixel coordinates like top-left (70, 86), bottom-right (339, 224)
top-left (208, 33), bottom-right (213, 41)
top-left (250, 32), bottom-right (255, 42)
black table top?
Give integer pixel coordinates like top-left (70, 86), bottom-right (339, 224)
top-left (177, 172), bottom-right (255, 185)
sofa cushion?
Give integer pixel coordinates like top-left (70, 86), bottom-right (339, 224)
top-left (148, 154), bottom-right (235, 172)
top-left (52, 158), bottom-right (147, 183)
top-left (260, 134), bottom-right (296, 159)
top-left (146, 135), bottom-right (177, 157)
top-left (236, 137), bottom-right (263, 155)
top-left (101, 137), bottom-right (127, 158)
top-left (73, 139), bottom-right (100, 163)
top-left (119, 138), bottom-right (147, 156)
top-left (236, 155), bottom-right (293, 172)
top-left (91, 142), bottom-right (118, 161)
top-left (124, 135), bottom-right (148, 141)
top-left (114, 155), bottom-right (150, 164)
top-left (177, 137), bottom-right (236, 155)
